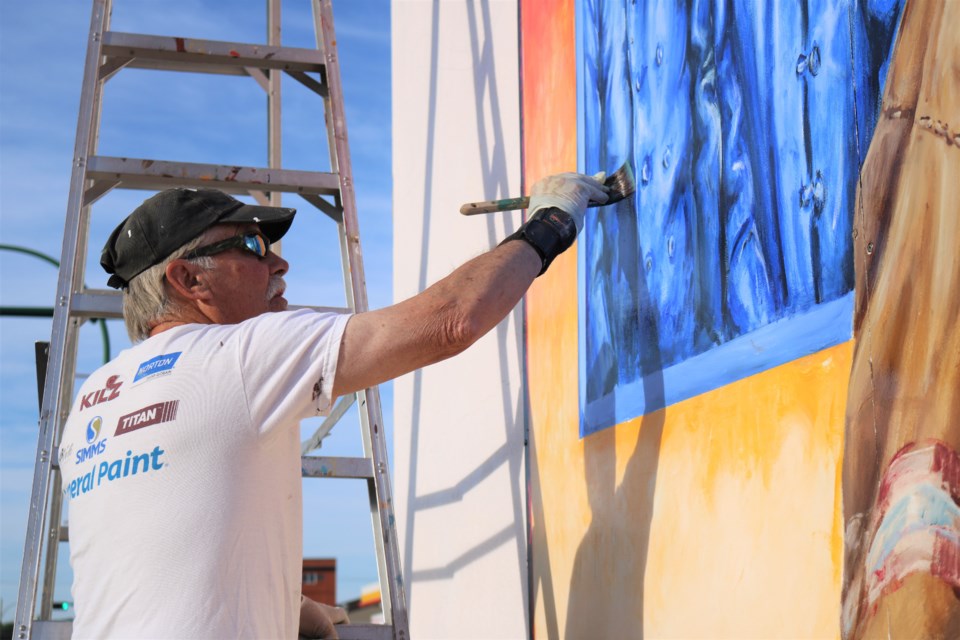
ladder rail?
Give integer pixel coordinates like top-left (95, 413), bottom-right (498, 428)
top-left (40, 0), bottom-right (116, 612)
top-left (267, 0), bottom-right (282, 211)
top-left (15, 0), bottom-right (112, 634)
top-left (312, 1), bottom-right (408, 634)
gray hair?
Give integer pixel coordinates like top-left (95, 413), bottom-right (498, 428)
top-left (122, 232), bottom-right (216, 342)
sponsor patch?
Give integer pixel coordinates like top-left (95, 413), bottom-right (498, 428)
top-left (58, 442), bottom-right (74, 464)
top-left (115, 400), bottom-right (179, 436)
top-left (79, 375), bottom-right (122, 411)
top-left (75, 416), bottom-right (108, 464)
top-left (133, 352), bottom-right (182, 384)
top-left (86, 416), bottom-right (103, 443)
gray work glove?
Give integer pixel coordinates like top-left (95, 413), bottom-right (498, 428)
top-left (500, 171), bottom-right (609, 276)
top-left (527, 171), bottom-right (609, 233)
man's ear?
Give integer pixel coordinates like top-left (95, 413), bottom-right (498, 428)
top-left (164, 259), bottom-right (211, 302)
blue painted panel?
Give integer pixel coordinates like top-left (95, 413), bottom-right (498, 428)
top-left (577, 0), bottom-right (904, 436)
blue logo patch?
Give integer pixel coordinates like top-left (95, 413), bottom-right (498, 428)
top-left (85, 416), bottom-right (103, 443)
top-left (134, 352), bottom-right (182, 383)
top-left (78, 416), bottom-right (107, 464)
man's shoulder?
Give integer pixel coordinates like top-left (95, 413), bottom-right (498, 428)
top-left (110, 310), bottom-right (351, 366)
top-left (236, 308), bottom-right (352, 335)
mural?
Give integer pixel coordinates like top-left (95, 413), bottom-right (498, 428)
top-left (578, 0), bottom-right (903, 435)
top-left (840, 0), bottom-right (960, 636)
top-left (523, 0), bottom-right (958, 637)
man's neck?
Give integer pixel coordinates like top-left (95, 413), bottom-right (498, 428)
top-left (148, 305), bottom-right (215, 337)
top-left (148, 320), bottom-right (193, 337)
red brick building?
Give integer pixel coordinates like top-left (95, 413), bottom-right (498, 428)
top-left (301, 558), bottom-right (336, 606)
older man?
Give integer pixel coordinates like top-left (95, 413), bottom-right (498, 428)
top-left (57, 173), bottom-right (607, 638)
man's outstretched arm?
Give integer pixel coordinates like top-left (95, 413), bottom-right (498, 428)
top-left (331, 171), bottom-right (608, 398)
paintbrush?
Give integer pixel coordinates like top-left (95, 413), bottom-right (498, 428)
top-left (459, 162), bottom-right (636, 216)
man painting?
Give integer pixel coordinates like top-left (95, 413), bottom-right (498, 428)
top-left (59, 174), bottom-right (607, 638)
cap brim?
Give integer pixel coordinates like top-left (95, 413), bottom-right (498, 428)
top-left (219, 203), bottom-right (296, 243)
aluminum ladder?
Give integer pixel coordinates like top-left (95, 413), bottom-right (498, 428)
top-left (14, 1), bottom-right (407, 638)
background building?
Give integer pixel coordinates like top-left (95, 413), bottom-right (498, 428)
top-left (301, 558), bottom-right (336, 607)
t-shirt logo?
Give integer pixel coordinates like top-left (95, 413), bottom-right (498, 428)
top-left (86, 416), bottom-right (103, 443)
top-left (115, 400), bottom-right (180, 436)
top-left (77, 416), bottom-right (108, 464)
top-left (79, 375), bottom-right (122, 411)
top-left (134, 352), bottom-right (182, 383)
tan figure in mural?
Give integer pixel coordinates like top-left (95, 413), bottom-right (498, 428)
top-left (841, 0), bottom-right (960, 637)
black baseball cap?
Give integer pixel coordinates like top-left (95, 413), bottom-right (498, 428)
top-left (101, 188), bottom-right (296, 289)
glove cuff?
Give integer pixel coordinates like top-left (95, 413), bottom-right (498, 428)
top-left (499, 207), bottom-right (578, 276)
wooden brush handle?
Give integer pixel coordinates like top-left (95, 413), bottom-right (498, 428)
top-left (459, 195), bottom-right (617, 216)
top-left (462, 162), bottom-right (635, 216)
top-left (459, 196), bottom-right (531, 215)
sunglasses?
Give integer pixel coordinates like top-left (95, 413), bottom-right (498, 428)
top-left (184, 232), bottom-right (270, 260)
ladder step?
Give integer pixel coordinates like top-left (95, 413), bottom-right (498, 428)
top-left (31, 620), bottom-right (395, 640)
top-left (331, 624), bottom-right (397, 640)
top-left (71, 291), bottom-right (349, 319)
top-left (102, 31), bottom-right (325, 75)
top-left (31, 620), bottom-right (72, 640)
top-left (86, 156), bottom-right (341, 196)
top-left (301, 456), bottom-right (374, 479)
top-left (71, 292), bottom-right (121, 318)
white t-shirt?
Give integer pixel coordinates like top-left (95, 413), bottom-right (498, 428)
top-left (59, 309), bottom-right (350, 639)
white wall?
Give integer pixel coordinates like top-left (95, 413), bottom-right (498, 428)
top-left (391, 1), bottom-right (526, 638)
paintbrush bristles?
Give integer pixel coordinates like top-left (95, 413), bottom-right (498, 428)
top-left (600, 163), bottom-right (636, 206)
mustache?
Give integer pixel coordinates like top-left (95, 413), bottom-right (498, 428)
top-left (266, 276), bottom-right (286, 301)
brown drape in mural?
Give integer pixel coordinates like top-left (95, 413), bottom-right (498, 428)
top-left (842, 0), bottom-right (960, 637)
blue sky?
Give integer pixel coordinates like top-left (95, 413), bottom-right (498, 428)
top-left (0, 0), bottom-right (393, 615)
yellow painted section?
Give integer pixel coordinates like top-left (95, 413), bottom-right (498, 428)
top-left (530, 334), bottom-right (850, 638)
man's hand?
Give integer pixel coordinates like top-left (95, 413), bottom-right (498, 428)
top-left (528, 171), bottom-right (608, 232)
top-left (299, 596), bottom-right (349, 639)
top-left (498, 171), bottom-right (609, 276)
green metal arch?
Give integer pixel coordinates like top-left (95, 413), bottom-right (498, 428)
top-left (0, 243), bottom-right (111, 363)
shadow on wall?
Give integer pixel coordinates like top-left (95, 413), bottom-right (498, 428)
top-left (527, 246), bottom-right (666, 640)
top-left (564, 256), bottom-right (665, 640)
top-left (402, 0), bottom-right (527, 625)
